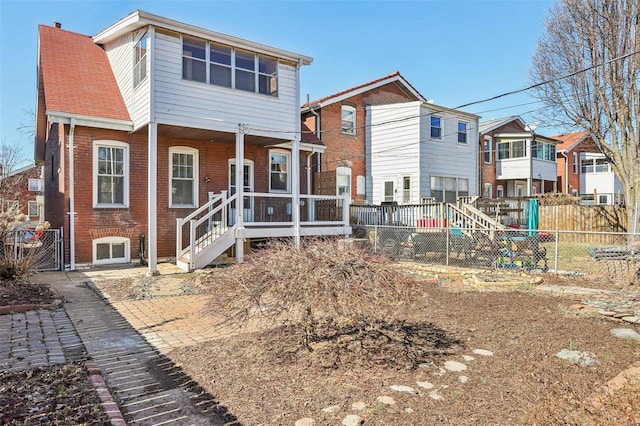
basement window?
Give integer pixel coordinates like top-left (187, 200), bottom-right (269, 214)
top-left (93, 237), bottom-right (130, 265)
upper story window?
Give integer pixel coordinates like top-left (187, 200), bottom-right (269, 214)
top-left (497, 140), bottom-right (525, 160)
top-left (169, 147), bottom-right (199, 208)
top-left (572, 152), bottom-right (578, 174)
top-left (182, 36), bottom-right (278, 96)
top-left (133, 34), bottom-right (148, 87)
top-left (531, 140), bottom-right (556, 161)
top-left (341, 105), bottom-right (356, 135)
top-left (430, 116), bottom-right (442, 139)
top-left (583, 158), bottom-right (610, 173)
top-left (182, 37), bottom-right (207, 83)
top-left (94, 141), bottom-right (129, 208)
top-left (457, 121), bottom-right (467, 144)
top-left (210, 42), bottom-right (232, 88)
top-left (28, 178), bottom-right (43, 192)
top-left (269, 150), bottom-right (290, 192)
top-left (483, 136), bottom-right (492, 164)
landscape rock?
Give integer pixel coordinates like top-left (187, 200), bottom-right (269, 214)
top-left (463, 355), bottom-right (475, 362)
top-left (389, 384), bottom-right (417, 394)
top-left (322, 405), bottom-right (340, 413)
top-left (472, 349), bottom-right (494, 356)
top-left (444, 360), bottom-right (467, 372)
top-left (428, 390), bottom-right (443, 400)
top-left (375, 395), bottom-right (396, 405)
top-left (351, 402), bottom-right (367, 411)
top-left (610, 328), bottom-right (640, 341)
top-left (555, 349), bottom-right (599, 366)
top-left (416, 381), bottom-right (434, 390)
top-left (405, 407), bottom-right (414, 413)
top-left (341, 414), bottom-right (363, 426)
top-left (295, 418), bottom-right (315, 426)
top-left (459, 375), bottom-right (469, 383)
top-left (622, 316), bottom-right (640, 324)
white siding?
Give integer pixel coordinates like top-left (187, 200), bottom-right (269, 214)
top-left (104, 32), bottom-right (135, 119)
top-left (153, 31), bottom-right (298, 139)
top-left (367, 102), bottom-right (421, 205)
top-left (580, 153), bottom-right (623, 204)
top-left (419, 105), bottom-right (478, 198)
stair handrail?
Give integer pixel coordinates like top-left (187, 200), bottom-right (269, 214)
top-left (461, 203), bottom-right (507, 230)
top-left (176, 192), bottom-right (237, 262)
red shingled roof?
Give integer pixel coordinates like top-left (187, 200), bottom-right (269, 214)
top-left (552, 131), bottom-right (588, 151)
top-left (39, 25), bottom-right (130, 121)
top-left (302, 71), bottom-right (425, 108)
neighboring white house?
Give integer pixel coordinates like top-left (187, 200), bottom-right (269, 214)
top-left (580, 152), bottom-right (624, 205)
top-left (366, 101), bottom-right (479, 205)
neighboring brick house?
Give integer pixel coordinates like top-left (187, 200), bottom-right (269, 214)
top-left (554, 131), bottom-right (623, 205)
top-left (301, 72), bottom-right (425, 203)
top-left (479, 116), bottom-right (558, 198)
top-left (35, 11), bottom-right (348, 272)
top-left (0, 164), bottom-right (43, 225)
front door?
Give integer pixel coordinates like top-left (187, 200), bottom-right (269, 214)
top-left (229, 160), bottom-right (254, 224)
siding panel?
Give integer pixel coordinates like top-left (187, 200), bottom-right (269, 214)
top-left (153, 32), bottom-right (298, 140)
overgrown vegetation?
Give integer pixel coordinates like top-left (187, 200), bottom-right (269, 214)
top-left (203, 238), bottom-right (432, 351)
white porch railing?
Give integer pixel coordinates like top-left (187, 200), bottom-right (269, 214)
top-left (176, 191), bottom-right (350, 270)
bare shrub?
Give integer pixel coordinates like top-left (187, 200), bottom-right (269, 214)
top-left (202, 238), bottom-right (427, 350)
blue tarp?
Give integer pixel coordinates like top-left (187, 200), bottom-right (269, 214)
top-left (527, 198), bottom-right (539, 237)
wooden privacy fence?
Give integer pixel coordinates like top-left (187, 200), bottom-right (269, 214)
top-left (539, 204), bottom-right (627, 244)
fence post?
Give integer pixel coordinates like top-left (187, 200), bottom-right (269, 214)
top-left (554, 228), bottom-right (559, 273)
top-left (445, 225), bottom-right (450, 266)
top-left (374, 225), bottom-right (378, 253)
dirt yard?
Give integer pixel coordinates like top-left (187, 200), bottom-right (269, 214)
top-left (166, 266), bottom-right (640, 425)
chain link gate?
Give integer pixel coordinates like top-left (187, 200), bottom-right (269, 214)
top-left (4, 228), bottom-right (64, 271)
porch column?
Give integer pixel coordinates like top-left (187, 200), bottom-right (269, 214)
top-left (148, 122), bottom-right (158, 274)
top-left (292, 61), bottom-right (302, 247)
top-left (235, 124), bottom-right (246, 263)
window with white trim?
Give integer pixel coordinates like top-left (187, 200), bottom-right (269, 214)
top-left (182, 36), bottom-right (278, 96)
top-left (430, 116), bottom-right (442, 139)
top-left (497, 185), bottom-right (504, 198)
top-left (483, 136), bottom-right (492, 164)
top-left (336, 166), bottom-right (351, 196)
top-left (341, 105), bottom-right (356, 135)
top-left (28, 178), bottom-right (43, 192)
top-left (28, 201), bottom-right (38, 218)
top-left (572, 152), bottom-right (578, 174)
top-left (457, 121), bottom-right (467, 144)
top-left (94, 141), bottom-right (128, 207)
top-left (384, 181), bottom-right (394, 202)
top-left (430, 176), bottom-right (469, 203)
top-left (402, 176), bottom-right (411, 204)
top-left (170, 147), bottom-right (199, 208)
top-left (483, 182), bottom-right (493, 198)
top-left (133, 34), bottom-right (147, 87)
top-left (93, 237), bottom-right (130, 265)
top-left (269, 150), bottom-right (290, 192)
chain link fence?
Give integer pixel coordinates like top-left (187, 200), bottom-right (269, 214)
top-left (352, 225), bottom-right (640, 283)
top-left (0, 228), bottom-right (63, 271)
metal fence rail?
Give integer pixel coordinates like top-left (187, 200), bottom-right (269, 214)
top-left (353, 225), bottom-right (640, 281)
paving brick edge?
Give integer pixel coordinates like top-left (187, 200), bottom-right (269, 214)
top-left (84, 361), bottom-right (126, 426)
top-left (0, 285), bottom-right (63, 315)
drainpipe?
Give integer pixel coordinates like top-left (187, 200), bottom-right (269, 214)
top-left (559, 150), bottom-right (569, 193)
top-left (68, 118), bottom-right (76, 270)
top-left (309, 104), bottom-right (321, 138)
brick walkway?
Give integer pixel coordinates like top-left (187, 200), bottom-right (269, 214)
top-left (1, 269), bottom-right (237, 425)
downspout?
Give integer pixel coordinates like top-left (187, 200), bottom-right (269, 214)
top-left (68, 118), bottom-right (76, 270)
top-left (309, 104), bottom-right (321, 138)
top-left (559, 150), bottom-right (569, 193)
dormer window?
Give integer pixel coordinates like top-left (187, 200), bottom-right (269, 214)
top-left (341, 105), bottom-right (356, 135)
top-left (182, 36), bottom-right (278, 96)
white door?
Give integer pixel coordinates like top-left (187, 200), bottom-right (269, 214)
top-left (229, 160), bottom-right (254, 224)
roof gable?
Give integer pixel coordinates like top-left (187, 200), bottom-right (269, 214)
top-left (38, 25), bottom-right (130, 122)
top-left (479, 116), bottom-right (526, 135)
top-left (301, 71), bottom-right (426, 110)
top-left (552, 131), bottom-right (589, 151)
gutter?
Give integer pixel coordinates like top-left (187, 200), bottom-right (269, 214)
top-left (68, 118), bottom-right (76, 270)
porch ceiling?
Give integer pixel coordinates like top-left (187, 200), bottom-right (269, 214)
top-left (154, 124), bottom-right (288, 146)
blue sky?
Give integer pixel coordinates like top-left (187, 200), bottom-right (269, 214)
top-left (0, 0), bottom-right (558, 165)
